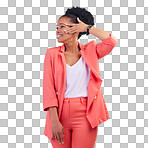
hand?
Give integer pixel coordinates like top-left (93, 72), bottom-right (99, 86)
top-left (51, 121), bottom-right (65, 144)
top-left (64, 17), bottom-right (89, 34)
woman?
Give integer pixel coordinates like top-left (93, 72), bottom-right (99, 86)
top-left (43, 6), bottom-right (118, 148)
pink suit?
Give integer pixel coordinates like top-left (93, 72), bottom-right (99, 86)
top-left (43, 33), bottom-right (118, 147)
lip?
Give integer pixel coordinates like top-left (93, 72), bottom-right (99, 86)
top-left (57, 34), bottom-right (63, 39)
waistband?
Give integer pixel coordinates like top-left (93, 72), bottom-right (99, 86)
top-left (63, 97), bottom-right (87, 103)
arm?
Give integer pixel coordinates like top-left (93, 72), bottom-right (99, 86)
top-left (49, 107), bottom-right (59, 123)
top-left (43, 49), bottom-right (59, 111)
top-left (88, 26), bottom-right (118, 60)
top-left (89, 26), bottom-right (110, 40)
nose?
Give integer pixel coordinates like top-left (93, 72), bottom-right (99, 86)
top-left (56, 31), bottom-right (60, 35)
top-left (56, 29), bottom-right (61, 34)
top-left (56, 30), bottom-right (64, 35)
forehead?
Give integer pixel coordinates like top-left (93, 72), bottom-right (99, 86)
top-left (56, 17), bottom-right (72, 26)
top-left (56, 23), bottom-right (67, 26)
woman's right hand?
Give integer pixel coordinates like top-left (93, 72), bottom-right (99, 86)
top-left (51, 121), bottom-right (65, 144)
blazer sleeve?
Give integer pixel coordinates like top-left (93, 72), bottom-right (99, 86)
top-left (43, 49), bottom-right (58, 111)
top-left (95, 33), bottom-right (118, 60)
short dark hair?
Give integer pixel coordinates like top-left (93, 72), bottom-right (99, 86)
top-left (59, 6), bottom-right (95, 39)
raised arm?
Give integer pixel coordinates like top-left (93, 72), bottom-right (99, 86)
top-left (89, 26), bottom-right (118, 60)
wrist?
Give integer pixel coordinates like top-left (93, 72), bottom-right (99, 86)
top-left (88, 26), bottom-right (94, 34)
top-left (86, 25), bottom-right (93, 35)
top-left (51, 118), bottom-right (60, 124)
top-left (85, 24), bottom-right (89, 32)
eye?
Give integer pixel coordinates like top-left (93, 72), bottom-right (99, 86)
top-left (56, 26), bottom-right (65, 29)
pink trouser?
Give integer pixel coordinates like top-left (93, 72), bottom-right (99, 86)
top-left (50, 97), bottom-right (98, 148)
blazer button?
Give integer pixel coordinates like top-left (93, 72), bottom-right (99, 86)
top-left (94, 96), bottom-right (96, 99)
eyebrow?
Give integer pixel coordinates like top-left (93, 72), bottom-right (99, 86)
top-left (56, 23), bottom-right (67, 26)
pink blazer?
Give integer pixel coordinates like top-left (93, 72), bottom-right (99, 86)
top-left (43, 33), bottom-right (118, 140)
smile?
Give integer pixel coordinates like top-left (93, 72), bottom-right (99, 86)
top-left (57, 35), bottom-right (63, 38)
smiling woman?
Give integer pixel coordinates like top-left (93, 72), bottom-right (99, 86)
top-left (55, 10), bottom-right (94, 58)
top-left (43, 6), bottom-right (118, 148)
top-left (56, 10), bottom-right (94, 41)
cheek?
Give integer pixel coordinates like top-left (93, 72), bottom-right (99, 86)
top-left (62, 29), bottom-right (71, 35)
top-left (63, 32), bottom-right (73, 37)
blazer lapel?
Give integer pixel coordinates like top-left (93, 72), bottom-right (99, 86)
top-left (78, 41), bottom-right (103, 112)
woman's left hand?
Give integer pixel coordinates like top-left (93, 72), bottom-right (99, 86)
top-left (64, 17), bottom-right (89, 34)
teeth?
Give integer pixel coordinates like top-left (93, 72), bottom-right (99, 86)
top-left (57, 35), bottom-right (63, 37)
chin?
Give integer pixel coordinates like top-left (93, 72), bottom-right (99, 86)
top-left (57, 40), bottom-right (64, 43)
top-left (57, 36), bottom-right (71, 43)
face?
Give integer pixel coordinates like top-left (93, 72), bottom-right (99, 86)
top-left (56, 17), bottom-right (79, 43)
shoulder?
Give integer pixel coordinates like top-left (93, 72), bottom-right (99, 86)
top-left (84, 40), bottom-right (96, 47)
top-left (46, 45), bottom-right (61, 56)
top-left (47, 46), bottom-right (60, 53)
top-left (83, 40), bottom-right (96, 50)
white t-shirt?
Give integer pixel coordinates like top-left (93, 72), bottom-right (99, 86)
top-left (64, 56), bottom-right (90, 98)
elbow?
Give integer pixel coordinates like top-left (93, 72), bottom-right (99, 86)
top-left (111, 34), bottom-right (118, 47)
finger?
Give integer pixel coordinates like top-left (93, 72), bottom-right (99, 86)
top-left (64, 29), bottom-right (70, 33)
top-left (60, 135), bottom-right (64, 144)
top-left (57, 133), bottom-right (61, 144)
top-left (69, 29), bottom-right (77, 34)
top-left (66, 27), bottom-right (75, 32)
top-left (62, 128), bottom-right (64, 135)
top-left (77, 17), bottom-right (81, 22)
top-left (54, 134), bottom-right (57, 141)
top-left (59, 133), bottom-right (63, 143)
top-left (67, 27), bottom-right (76, 31)
top-left (59, 132), bottom-right (64, 144)
top-left (66, 28), bottom-right (77, 34)
top-left (52, 134), bottom-right (55, 139)
top-left (69, 25), bottom-right (78, 29)
top-left (64, 29), bottom-right (69, 34)
top-left (55, 134), bottom-right (60, 144)
top-left (66, 24), bottom-right (77, 27)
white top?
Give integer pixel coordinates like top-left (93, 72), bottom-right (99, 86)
top-left (64, 56), bottom-right (90, 98)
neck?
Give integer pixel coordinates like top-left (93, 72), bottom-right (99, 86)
top-left (64, 41), bottom-right (80, 54)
